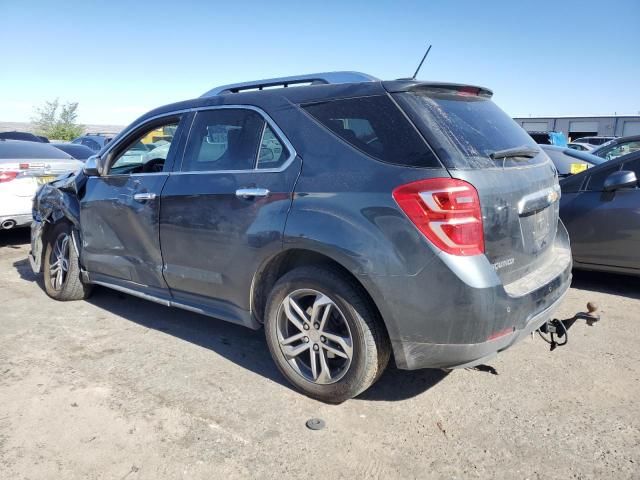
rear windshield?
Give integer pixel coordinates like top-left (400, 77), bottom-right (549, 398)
top-left (395, 91), bottom-right (542, 169)
top-left (0, 141), bottom-right (72, 160)
top-left (302, 95), bottom-right (440, 168)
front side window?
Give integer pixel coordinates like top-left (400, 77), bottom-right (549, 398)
top-left (622, 157), bottom-right (640, 181)
top-left (586, 164), bottom-right (621, 191)
top-left (303, 95), bottom-right (440, 168)
top-left (109, 119), bottom-right (180, 174)
top-left (182, 109), bottom-right (264, 172)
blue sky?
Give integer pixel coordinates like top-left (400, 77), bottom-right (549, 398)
top-left (1, 0), bottom-right (638, 125)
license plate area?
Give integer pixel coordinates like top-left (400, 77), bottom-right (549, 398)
top-left (520, 205), bottom-right (556, 254)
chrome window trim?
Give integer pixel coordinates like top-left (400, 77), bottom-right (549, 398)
top-left (101, 105), bottom-right (297, 176)
top-left (179, 105), bottom-right (298, 174)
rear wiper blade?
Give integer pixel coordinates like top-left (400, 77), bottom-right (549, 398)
top-left (489, 146), bottom-right (540, 160)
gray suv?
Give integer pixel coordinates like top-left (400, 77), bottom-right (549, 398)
top-left (30, 72), bottom-right (571, 402)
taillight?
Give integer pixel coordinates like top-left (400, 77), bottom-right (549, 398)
top-left (392, 178), bottom-right (484, 256)
top-left (0, 171), bottom-right (18, 183)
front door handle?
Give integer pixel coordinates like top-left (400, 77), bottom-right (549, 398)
top-left (133, 192), bottom-right (157, 202)
top-left (235, 188), bottom-right (270, 199)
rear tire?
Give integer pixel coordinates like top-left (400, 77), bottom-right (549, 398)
top-left (264, 266), bottom-right (390, 403)
top-left (43, 222), bottom-right (92, 301)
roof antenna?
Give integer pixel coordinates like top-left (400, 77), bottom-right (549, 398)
top-left (411, 45), bottom-right (432, 80)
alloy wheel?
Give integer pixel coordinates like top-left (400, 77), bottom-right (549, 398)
top-left (276, 289), bottom-right (353, 385)
top-left (49, 233), bottom-right (70, 291)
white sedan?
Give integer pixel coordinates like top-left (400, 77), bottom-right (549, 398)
top-left (0, 140), bottom-right (84, 229)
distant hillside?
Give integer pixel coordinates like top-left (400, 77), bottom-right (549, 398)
top-left (0, 121), bottom-right (124, 137)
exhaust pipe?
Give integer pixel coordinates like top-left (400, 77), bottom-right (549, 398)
top-left (1, 220), bottom-right (16, 230)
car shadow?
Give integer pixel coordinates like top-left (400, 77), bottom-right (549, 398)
top-left (0, 228), bottom-right (30, 248)
top-left (87, 288), bottom-right (447, 402)
top-left (356, 367), bottom-right (448, 401)
top-left (571, 270), bottom-right (640, 299)
top-left (12, 258), bottom-right (448, 402)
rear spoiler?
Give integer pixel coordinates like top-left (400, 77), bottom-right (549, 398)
top-left (382, 80), bottom-right (493, 98)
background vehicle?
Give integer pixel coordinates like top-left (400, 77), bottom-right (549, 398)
top-left (71, 134), bottom-right (112, 152)
top-left (0, 140), bottom-right (83, 229)
top-left (567, 142), bottom-right (595, 152)
top-left (0, 131), bottom-right (48, 142)
top-left (591, 135), bottom-right (640, 160)
top-left (51, 143), bottom-right (95, 160)
top-left (540, 144), bottom-right (605, 177)
top-left (560, 150), bottom-right (640, 276)
top-left (30, 72), bottom-right (571, 402)
top-left (572, 136), bottom-right (616, 146)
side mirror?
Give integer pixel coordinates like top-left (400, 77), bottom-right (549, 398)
top-left (603, 170), bottom-right (637, 191)
top-left (83, 155), bottom-right (101, 176)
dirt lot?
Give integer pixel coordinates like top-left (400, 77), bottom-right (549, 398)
top-left (1, 229), bottom-right (638, 479)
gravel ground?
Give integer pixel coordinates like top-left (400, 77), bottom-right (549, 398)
top-left (1, 229), bottom-right (638, 479)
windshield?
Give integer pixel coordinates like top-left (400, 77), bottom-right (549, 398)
top-left (395, 91), bottom-right (542, 169)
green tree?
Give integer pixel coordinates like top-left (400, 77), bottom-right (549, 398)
top-left (32, 99), bottom-right (84, 141)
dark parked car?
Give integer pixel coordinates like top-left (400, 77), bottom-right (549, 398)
top-left (0, 131), bottom-right (48, 142)
top-left (560, 150), bottom-right (640, 276)
top-left (71, 134), bottom-right (112, 152)
top-left (540, 144), bottom-right (606, 178)
top-left (591, 135), bottom-right (640, 161)
top-left (30, 72), bottom-right (572, 402)
top-left (51, 143), bottom-right (95, 160)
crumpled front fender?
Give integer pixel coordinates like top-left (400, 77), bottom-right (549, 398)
top-left (29, 171), bottom-right (85, 273)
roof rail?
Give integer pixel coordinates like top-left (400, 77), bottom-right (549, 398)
top-left (200, 71), bottom-right (379, 97)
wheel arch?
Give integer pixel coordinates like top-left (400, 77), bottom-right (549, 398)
top-left (250, 247), bottom-right (391, 342)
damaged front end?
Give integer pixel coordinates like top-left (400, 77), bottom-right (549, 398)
top-left (29, 170), bottom-right (86, 274)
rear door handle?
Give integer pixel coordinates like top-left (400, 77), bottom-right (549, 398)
top-left (133, 192), bottom-right (157, 202)
top-left (235, 188), bottom-right (270, 199)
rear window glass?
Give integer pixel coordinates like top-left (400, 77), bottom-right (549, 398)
top-left (395, 91), bottom-right (542, 169)
top-left (302, 95), bottom-right (440, 168)
top-left (0, 141), bottom-right (71, 159)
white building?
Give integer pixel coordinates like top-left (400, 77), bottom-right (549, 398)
top-left (513, 115), bottom-right (640, 141)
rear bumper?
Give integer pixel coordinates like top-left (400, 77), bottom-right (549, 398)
top-left (392, 285), bottom-right (569, 370)
top-left (369, 220), bottom-right (573, 370)
top-left (0, 191), bottom-right (33, 228)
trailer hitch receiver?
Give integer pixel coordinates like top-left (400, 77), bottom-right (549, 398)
top-left (538, 302), bottom-right (600, 351)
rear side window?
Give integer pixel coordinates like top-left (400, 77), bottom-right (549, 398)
top-left (257, 125), bottom-right (289, 169)
top-left (598, 141), bottom-right (640, 161)
top-left (81, 138), bottom-right (100, 150)
top-left (302, 95), bottom-right (440, 168)
top-left (395, 91), bottom-right (542, 169)
top-left (182, 109), bottom-right (264, 172)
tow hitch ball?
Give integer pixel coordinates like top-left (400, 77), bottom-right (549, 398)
top-left (537, 302), bottom-right (600, 351)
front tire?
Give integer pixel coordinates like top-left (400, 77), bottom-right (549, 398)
top-left (43, 222), bottom-right (91, 301)
top-left (264, 266), bottom-right (390, 403)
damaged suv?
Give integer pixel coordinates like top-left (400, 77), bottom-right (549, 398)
top-left (30, 72), bottom-right (571, 402)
